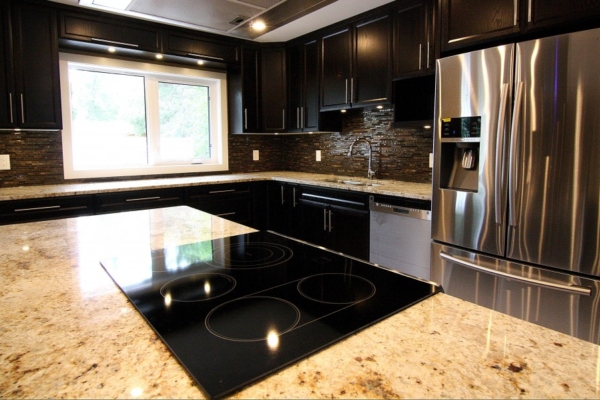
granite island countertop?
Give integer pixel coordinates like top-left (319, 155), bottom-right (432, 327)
top-left (0, 171), bottom-right (432, 201)
top-left (1, 206), bottom-right (599, 399)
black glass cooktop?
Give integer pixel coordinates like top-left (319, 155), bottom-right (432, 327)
top-left (100, 231), bottom-right (439, 399)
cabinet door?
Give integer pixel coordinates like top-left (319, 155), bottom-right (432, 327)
top-left (329, 204), bottom-right (370, 260)
top-left (165, 31), bottom-right (239, 64)
top-left (287, 44), bottom-right (303, 132)
top-left (242, 47), bottom-right (260, 132)
top-left (60, 11), bottom-right (161, 52)
top-left (0, 195), bottom-right (94, 225)
top-left (0, 2), bottom-right (14, 128)
top-left (94, 188), bottom-right (185, 214)
top-left (441, 0), bottom-right (520, 52)
top-left (11, 2), bottom-right (61, 129)
top-left (354, 14), bottom-right (392, 107)
top-left (302, 39), bottom-right (320, 131)
top-left (395, 2), bottom-right (426, 77)
top-left (321, 28), bottom-right (352, 110)
top-left (527, 0), bottom-right (600, 31)
top-left (298, 199), bottom-right (330, 248)
top-left (261, 47), bottom-right (287, 132)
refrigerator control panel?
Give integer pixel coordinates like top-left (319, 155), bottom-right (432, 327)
top-left (440, 116), bottom-right (481, 142)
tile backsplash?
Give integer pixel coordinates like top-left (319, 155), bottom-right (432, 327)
top-left (0, 108), bottom-right (432, 187)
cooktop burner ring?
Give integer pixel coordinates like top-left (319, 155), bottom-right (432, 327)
top-left (297, 273), bottom-right (376, 304)
top-left (160, 273), bottom-right (236, 303)
top-left (205, 296), bottom-right (300, 342)
top-left (206, 241), bottom-right (293, 269)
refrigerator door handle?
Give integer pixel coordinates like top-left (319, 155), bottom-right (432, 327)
top-left (495, 83), bottom-right (510, 225)
top-left (508, 81), bottom-right (524, 227)
top-left (440, 251), bottom-right (592, 296)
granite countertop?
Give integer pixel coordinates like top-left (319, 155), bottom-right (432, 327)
top-left (1, 206), bottom-right (599, 399)
top-left (0, 171), bottom-right (432, 201)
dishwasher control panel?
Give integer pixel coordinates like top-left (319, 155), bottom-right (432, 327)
top-left (369, 196), bottom-right (431, 220)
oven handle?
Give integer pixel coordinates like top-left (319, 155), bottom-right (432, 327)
top-left (440, 252), bottom-right (592, 296)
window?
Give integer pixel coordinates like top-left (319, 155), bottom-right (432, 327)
top-left (59, 53), bottom-right (229, 179)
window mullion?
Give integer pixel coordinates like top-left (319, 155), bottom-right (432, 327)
top-left (146, 77), bottom-right (160, 165)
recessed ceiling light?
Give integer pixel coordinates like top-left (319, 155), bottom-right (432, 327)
top-left (197, 60), bottom-right (204, 65)
top-left (107, 47), bottom-right (116, 53)
top-left (250, 20), bottom-right (266, 31)
top-left (155, 54), bottom-right (163, 60)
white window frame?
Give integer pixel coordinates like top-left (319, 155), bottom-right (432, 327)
top-left (59, 52), bottom-right (229, 179)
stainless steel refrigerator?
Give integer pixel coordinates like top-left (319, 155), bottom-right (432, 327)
top-left (431, 28), bottom-right (600, 344)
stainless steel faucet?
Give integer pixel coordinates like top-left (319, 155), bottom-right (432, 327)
top-left (347, 138), bottom-right (376, 180)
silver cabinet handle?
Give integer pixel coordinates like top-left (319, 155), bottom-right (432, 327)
top-left (528, 0), bottom-right (532, 22)
top-left (15, 205), bottom-right (60, 212)
top-left (282, 109), bottom-right (285, 130)
top-left (419, 43), bottom-right (422, 70)
top-left (300, 107), bottom-right (304, 129)
top-left (8, 93), bottom-right (13, 124)
top-left (244, 108), bottom-right (248, 130)
top-left (323, 208), bottom-right (327, 231)
top-left (440, 252), bottom-right (592, 296)
top-left (187, 53), bottom-right (224, 61)
top-left (292, 187), bottom-right (297, 208)
top-left (91, 38), bottom-right (139, 48)
top-left (426, 42), bottom-right (430, 69)
top-left (20, 94), bottom-right (24, 124)
top-left (209, 189), bottom-right (236, 194)
top-left (495, 83), bottom-right (510, 225)
top-left (126, 196), bottom-right (160, 202)
top-left (508, 82), bottom-right (524, 227)
top-left (345, 79), bottom-right (348, 104)
top-left (216, 212), bottom-right (236, 217)
top-left (280, 186), bottom-right (285, 205)
top-left (328, 210), bottom-right (333, 232)
top-left (296, 108), bottom-right (300, 129)
top-left (350, 78), bottom-right (354, 104)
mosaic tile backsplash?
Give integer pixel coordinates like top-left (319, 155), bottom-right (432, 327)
top-left (0, 108), bottom-right (432, 187)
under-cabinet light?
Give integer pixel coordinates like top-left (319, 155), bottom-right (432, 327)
top-left (85, 0), bottom-right (133, 10)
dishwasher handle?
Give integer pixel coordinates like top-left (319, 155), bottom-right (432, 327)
top-left (369, 197), bottom-right (431, 221)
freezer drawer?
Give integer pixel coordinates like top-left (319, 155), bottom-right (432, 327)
top-left (431, 242), bottom-right (600, 344)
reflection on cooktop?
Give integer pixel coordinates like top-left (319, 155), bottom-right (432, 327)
top-left (100, 231), bottom-right (439, 400)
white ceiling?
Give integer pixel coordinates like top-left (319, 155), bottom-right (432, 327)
top-left (48, 0), bottom-right (395, 42)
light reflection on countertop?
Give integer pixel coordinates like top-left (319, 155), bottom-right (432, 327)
top-left (1, 206), bottom-right (599, 399)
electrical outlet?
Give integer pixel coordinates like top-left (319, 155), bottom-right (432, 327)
top-left (316, 150), bottom-right (321, 162)
top-left (429, 153), bottom-right (433, 168)
top-left (253, 150), bottom-right (259, 161)
top-left (0, 154), bottom-right (10, 170)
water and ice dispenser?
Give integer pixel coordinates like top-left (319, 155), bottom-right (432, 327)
top-left (438, 116), bottom-right (481, 192)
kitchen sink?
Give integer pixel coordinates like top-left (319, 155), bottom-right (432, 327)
top-left (318, 177), bottom-right (384, 187)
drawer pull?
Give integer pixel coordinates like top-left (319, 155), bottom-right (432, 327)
top-left (125, 196), bottom-right (161, 202)
top-left (91, 38), bottom-right (139, 48)
top-left (209, 189), bottom-right (236, 194)
top-left (15, 205), bottom-right (60, 212)
top-left (216, 212), bottom-right (236, 217)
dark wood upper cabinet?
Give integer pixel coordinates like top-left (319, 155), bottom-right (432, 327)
top-left (261, 47), bottom-right (287, 132)
top-left (287, 39), bottom-right (320, 132)
top-left (59, 11), bottom-right (161, 52)
top-left (320, 10), bottom-right (392, 111)
top-left (164, 31), bottom-right (239, 64)
top-left (527, 0), bottom-right (600, 31)
top-left (394, 0), bottom-right (435, 78)
top-left (228, 47), bottom-right (260, 134)
top-left (440, 0), bottom-right (520, 52)
top-left (321, 27), bottom-right (352, 110)
top-left (1, 1), bottom-right (61, 130)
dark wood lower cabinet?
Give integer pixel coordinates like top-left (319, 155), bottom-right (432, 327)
top-left (297, 186), bottom-right (370, 260)
top-left (94, 188), bottom-right (185, 214)
top-left (185, 183), bottom-right (252, 226)
top-left (0, 195), bottom-right (94, 225)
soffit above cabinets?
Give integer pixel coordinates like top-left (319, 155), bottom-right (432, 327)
top-left (48, 0), bottom-right (395, 42)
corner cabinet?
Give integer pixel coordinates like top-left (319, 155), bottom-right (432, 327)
top-left (320, 11), bottom-right (392, 111)
top-left (394, 0), bottom-right (436, 78)
top-left (0, 1), bottom-right (61, 130)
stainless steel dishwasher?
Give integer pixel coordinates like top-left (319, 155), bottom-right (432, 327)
top-left (369, 195), bottom-right (432, 280)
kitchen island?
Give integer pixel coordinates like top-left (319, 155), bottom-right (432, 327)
top-left (1, 206), bottom-right (599, 399)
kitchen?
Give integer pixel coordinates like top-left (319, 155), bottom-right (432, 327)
top-left (2, 0), bottom-right (600, 398)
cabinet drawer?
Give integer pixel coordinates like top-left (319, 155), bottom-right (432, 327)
top-left (0, 195), bottom-right (94, 225)
top-left (60, 12), bottom-right (161, 52)
top-left (94, 188), bottom-right (185, 214)
top-left (165, 32), bottom-right (239, 64)
top-left (186, 183), bottom-right (251, 224)
top-left (186, 183), bottom-right (250, 200)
